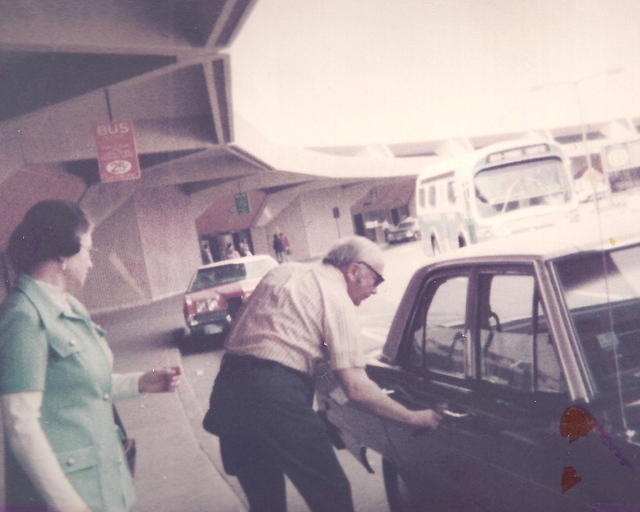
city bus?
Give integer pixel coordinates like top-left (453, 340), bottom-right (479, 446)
top-left (415, 139), bottom-right (579, 254)
top-left (601, 137), bottom-right (640, 194)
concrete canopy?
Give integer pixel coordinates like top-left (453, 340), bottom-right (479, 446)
top-left (0, 0), bottom-right (433, 251)
top-left (0, 0), bottom-right (426, 309)
top-left (0, 0), bottom-right (259, 245)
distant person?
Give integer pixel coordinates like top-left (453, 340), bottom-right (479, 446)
top-left (280, 232), bottom-right (291, 261)
top-left (238, 240), bottom-right (252, 257)
top-left (0, 200), bottom-right (182, 512)
top-left (225, 242), bottom-right (240, 259)
top-left (272, 232), bottom-right (285, 263)
top-left (203, 236), bottom-right (442, 512)
top-left (200, 240), bottom-right (213, 264)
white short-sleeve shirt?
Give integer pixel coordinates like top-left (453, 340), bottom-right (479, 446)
top-left (225, 262), bottom-right (365, 376)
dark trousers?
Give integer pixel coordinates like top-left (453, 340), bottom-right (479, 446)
top-left (204, 353), bottom-right (354, 512)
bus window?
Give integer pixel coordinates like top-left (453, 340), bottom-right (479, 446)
top-left (418, 187), bottom-right (426, 209)
top-left (429, 185), bottom-right (437, 207)
top-left (447, 181), bottom-right (456, 204)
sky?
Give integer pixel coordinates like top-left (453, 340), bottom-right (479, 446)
top-left (229, 0), bottom-right (640, 146)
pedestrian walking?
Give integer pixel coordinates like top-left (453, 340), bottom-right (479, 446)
top-left (280, 232), bottom-right (291, 261)
top-left (238, 240), bottom-right (252, 257)
top-left (203, 236), bottom-right (442, 512)
top-left (225, 242), bottom-right (240, 259)
top-left (0, 200), bottom-right (181, 512)
top-left (272, 232), bottom-right (285, 263)
top-left (200, 240), bottom-right (213, 264)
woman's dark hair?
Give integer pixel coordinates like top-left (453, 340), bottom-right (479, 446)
top-left (7, 200), bottom-right (90, 274)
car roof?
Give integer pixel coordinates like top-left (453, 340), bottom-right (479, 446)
top-left (196, 254), bottom-right (276, 271)
top-left (428, 211), bottom-right (640, 265)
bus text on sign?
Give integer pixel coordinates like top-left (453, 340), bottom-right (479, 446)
top-left (94, 120), bottom-right (141, 183)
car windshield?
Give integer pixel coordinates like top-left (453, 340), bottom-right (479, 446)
top-left (554, 243), bottom-right (640, 393)
top-left (188, 258), bottom-right (275, 292)
top-left (396, 220), bottom-right (415, 229)
top-left (474, 157), bottom-right (571, 217)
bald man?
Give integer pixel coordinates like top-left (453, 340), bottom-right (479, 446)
top-left (203, 236), bottom-right (441, 512)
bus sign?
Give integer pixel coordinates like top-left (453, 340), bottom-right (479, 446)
top-left (94, 120), bottom-right (141, 183)
top-left (601, 138), bottom-right (640, 193)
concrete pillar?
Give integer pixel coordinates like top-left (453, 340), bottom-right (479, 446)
top-left (81, 185), bottom-right (200, 311)
top-left (134, 186), bottom-right (200, 299)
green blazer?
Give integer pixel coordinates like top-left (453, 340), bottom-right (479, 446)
top-left (0, 274), bottom-right (135, 511)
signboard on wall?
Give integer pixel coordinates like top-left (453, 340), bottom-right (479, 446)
top-left (234, 192), bottom-right (251, 214)
top-left (94, 120), bottom-right (141, 183)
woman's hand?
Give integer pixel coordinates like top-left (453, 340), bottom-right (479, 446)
top-left (138, 366), bottom-right (182, 393)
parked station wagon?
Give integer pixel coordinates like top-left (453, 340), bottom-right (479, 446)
top-left (387, 217), bottom-right (422, 244)
top-left (318, 216), bottom-right (640, 511)
top-left (183, 255), bottom-right (277, 338)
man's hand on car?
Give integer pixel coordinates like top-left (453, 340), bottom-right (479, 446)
top-left (409, 409), bottom-right (443, 430)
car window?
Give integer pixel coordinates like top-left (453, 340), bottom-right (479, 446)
top-left (477, 272), bottom-right (566, 394)
top-left (409, 275), bottom-right (469, 378)
top-left (189, 263), bottom-right (247, 291)
top-left (554, 244), bottom-right (640, 393)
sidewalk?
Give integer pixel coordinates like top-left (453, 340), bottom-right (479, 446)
top-left (101, 298), bottom-right (247, 512)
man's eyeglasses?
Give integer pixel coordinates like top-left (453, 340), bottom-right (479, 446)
top-left (357, 261), bottom-right (384, 287)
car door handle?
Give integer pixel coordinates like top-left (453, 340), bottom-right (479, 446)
top-left (440, 408), bottom-right (469, 419)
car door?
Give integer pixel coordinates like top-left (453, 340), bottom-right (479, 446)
top-left (373, 265), bottom-right (585, 511)
top-left (371, 268), bottom-right (487, 510)
top-left (459, 268), bottom-right (580, 511)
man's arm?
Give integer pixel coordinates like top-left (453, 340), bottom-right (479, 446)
top-left (335, 367), bottom-right (442, 429)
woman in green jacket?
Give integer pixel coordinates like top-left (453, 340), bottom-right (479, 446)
top-left (0, 200), bottom-right (181, 512)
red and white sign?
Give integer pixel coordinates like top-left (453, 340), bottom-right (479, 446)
top-left (94, 120), bottom-right (141, 183)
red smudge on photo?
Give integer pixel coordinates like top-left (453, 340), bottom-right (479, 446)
top-left (560, 405), bottom-right (596, 442)
top-left (561, 466), bottom-right (582, 492)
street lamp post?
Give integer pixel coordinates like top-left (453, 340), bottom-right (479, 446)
top-left (529, 67), bottom-right (624, 202)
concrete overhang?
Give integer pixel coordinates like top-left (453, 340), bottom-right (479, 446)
top-left (230, 114), bottom-right (436, 180)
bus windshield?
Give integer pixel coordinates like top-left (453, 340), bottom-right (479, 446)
top-left (474, 158), bottom-right (571, 217)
